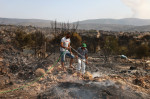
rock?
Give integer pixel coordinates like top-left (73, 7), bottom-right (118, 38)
top-left (130, 70), bottom-right (137, 74)
top-left (1, 67), bottom-right (8, 74)
top-left (67, 68), bottom-right (74, 74)
top-left (145, 64), bottom-right (150, 70)
top-left (146, 61), bottom-right (150, 64)
top-left (130, 66), bottom-right (137, 70)
top-left (0, 75), bottom-right (11, 89)
top-left (0, 62), bottom-right (4, 66)
top-left (35, 68), bottom-right (45, 77)
top-left (0, 79), bottom-right (5, 89)
top-left (120, 70), bottom-right (127, 73)
top-left (0, 57), bottom-right (3, 62)
top-left (5, 63), bottom-right (9, 67)
top-left (9, 64), bottom-right (19, 73)
top-left (0, 64), bottom-right (9, 75)
top-left (93, 77), bottom-right (104, 82)
top-left (18, 72), bottom-right (24, 78)
top-left (133, 78), bottom-right (145, 87)
top-left (146, 67), bottom-right (150, 70)
top-left (83, 71), bottom-right (93, 80)
top-left (73, 72), bottom-right (78, 77)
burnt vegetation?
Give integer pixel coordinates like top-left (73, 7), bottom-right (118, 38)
top-left (0, 24), bottom-right (150, 98)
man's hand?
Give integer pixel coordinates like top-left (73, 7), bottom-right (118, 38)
top-left (76, 55), bottom-right (78, 59)
top-left (66, 47), bottom-right (71, 50)
top-left (86, 61), bottom-right (88, 64)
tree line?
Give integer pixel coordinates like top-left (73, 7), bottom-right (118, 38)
top-left (12, 22), bottom-right (150, 59)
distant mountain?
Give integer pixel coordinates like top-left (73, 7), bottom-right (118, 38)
top-left (77, 24), bottom-right (150, 32)
top-left (75, 18), bottom-right (150, 31)
top-left (77, 24), bottom-right (135, 31)
top-left (1, 18), bottom-right (150, 31)
top-left (0, 18), bottom-right (52, 27)
top-left (127, 25), bottom-right (150, 32)
top-left (77, 18), bottom-right (150, 26)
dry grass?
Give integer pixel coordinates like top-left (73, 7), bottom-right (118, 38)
top-left (35, 68), bottom-right (45, 77)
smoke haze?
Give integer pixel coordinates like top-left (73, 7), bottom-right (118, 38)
top-left (121, 0), bottom-right (150, 19)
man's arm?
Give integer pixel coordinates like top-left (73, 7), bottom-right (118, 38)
top-left (68, 42), bottom-right (71, 52)
top-left (85, 49), bottom-right (88, 64)
top-left (85, 54), bottom-right (88, 59)
top-left (61, 42), bottom-right (65, 48)
top-left (85, 54), bottom-right (88, 64)
top-left (75, 47), bottom-right (79, 59)
top-left (60, 38), bottom-right (65, 49)
top-left (61, 42), bottom-right (66, 49)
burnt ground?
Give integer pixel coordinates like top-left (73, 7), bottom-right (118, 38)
top-left (0, 44), bottom-right (150, 99)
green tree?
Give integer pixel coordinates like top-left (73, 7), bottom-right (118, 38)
top-left (14, 30), bottom-right (26, 48)
top-left (136, 44), bottom-right (150, 59)
top-left (70, 32), bottom-right (82, 49)
top-left (118, 46), bottom-right (128, 55)
top-left (127, 40), bottom-right (137, 57)
top-left (101, 36), bottom-right (119, 62)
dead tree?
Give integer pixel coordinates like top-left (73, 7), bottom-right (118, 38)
top-left (71, 21), bottom-right (79, 33)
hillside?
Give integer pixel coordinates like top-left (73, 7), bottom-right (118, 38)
top-left (127, 25), bottom-right (150, 32)
top-left (78, 24), bottom-right (150, 32)
top-left (77, 18), bottom-right (150, 31)
top-left (77, 24), bottom-right (135, 31)
top-left (77, 18), bottom-right (150, 26)
top-left (0, 18), bottom-right (52, 27)
top-left (1, 18), bottom-right (150, 31)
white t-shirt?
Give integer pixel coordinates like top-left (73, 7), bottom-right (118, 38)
top-left (60, 37), bottom-right (70, 51)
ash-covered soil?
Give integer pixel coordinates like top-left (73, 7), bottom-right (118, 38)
top-left (0, 44), bottom-right (150, 99)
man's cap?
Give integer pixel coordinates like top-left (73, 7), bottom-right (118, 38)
top-left (82, 43), bottom-right (87, 47)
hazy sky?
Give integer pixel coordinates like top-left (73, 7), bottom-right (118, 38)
top-left (0, 0), bottom-right (150, 22)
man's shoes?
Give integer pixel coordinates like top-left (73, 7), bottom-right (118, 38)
top-left (69, 65), bottom-right (74, 69)
top-left (62, 67), bottom-right (67, 72)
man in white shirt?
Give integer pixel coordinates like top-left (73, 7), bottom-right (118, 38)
top-left (60, 33), bottom-right (74, 71)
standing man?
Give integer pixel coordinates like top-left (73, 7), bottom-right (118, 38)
top-left (76, 43), bottom-right (88, 76)
top-left (60, 33), bottom-right (74, 71)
